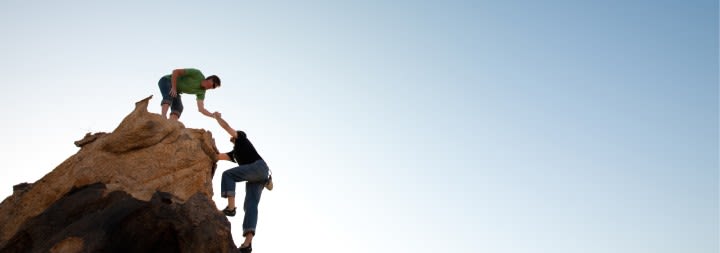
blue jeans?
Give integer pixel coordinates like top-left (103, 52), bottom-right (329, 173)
top-left (221, 159), bottom-right (269, 234)
top-left (158, 76), bottom-right (184, 117)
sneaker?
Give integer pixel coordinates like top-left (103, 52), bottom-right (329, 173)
top-left (239, 243), bottom-right (252, 253)
top-left (222, 206), bottom-right (236, 217)
top-left (264, 175), bottom-right (273, 191)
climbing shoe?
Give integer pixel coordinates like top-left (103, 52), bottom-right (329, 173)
top-left (239, 243), bottom-right (252, 253)
top-left (222, 206), bottom-right (236, 217)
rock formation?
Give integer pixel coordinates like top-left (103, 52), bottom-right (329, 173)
top-left (0, 96), bottom-right (239, 253)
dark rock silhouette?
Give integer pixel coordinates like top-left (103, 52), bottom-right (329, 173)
top-left (0, 96), bottom-right (238, 253)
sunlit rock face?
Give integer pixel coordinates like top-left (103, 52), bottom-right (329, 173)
top-left (0, 96), bottom-right (238, 253)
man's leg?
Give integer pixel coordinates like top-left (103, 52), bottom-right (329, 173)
top-left (169, 95), bottom-right (183, 121)
top-left (219, 169), bottom-right (241, 216)
top-left (240, 232), bottom-right (254, 250)
top-left (221, 163), bottom-right (259, 209)
top-left (241, 182), bottom-right (263, 247)
top-left (220, 169), bottom-right (239, 209)
top-left (227, 196), bottom-right (236, 209)
top-left (161, 103), bottom-right (170, 119)
top-left (158, 77), bottom-right (173, 119)
top-left (241, 233), bottom-right (254, 249)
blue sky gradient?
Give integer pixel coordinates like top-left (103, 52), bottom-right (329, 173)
top-left (1, 1), bottom-right (717, 252)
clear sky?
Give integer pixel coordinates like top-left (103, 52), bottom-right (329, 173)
top-left (0, 1), bottom-right (717, 252)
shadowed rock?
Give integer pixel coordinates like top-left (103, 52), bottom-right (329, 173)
top-left (0, 96), bottom-right (238, 253)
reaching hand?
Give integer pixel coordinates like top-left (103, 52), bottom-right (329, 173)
top-left (170, 88), bottom-right (177, 97)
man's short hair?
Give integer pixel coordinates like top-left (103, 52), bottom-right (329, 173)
top-left (206, 75), bottom-right (221, 87)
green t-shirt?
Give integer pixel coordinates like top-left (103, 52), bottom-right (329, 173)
top-left (163, 68), bottom-right (207, 100)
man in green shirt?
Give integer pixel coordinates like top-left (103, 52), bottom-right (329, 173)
top-left (157, 68), bottom-right (221, 120)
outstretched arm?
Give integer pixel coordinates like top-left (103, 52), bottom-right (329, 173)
top-left (196, 100), bottom-right (216, 118)
top-left (214, 113), bottom-right (238, 139)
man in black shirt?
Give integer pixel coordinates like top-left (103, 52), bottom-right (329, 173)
top-left (214, 113), bottom-right (271, 253)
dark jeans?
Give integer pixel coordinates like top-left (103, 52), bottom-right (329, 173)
top-left (221, 160), bottom-right (270, 235)
top-left (158, 76), bottom-right (184, 117)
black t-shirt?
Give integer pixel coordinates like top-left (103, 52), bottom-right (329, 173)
top-left (226, 131), bottom-right (263, 165)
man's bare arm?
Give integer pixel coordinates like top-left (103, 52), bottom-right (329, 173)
top-left (170, 69), bottom-right (185, 97)
top-left (196, 100), bottom-right (215, 118)
top-left (214, 114), bottom-right (238, 138)
top-left (217, 153), bottom-right (231, 161)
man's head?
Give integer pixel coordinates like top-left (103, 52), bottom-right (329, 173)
top-left (205, 75), bottom-right (221, 89)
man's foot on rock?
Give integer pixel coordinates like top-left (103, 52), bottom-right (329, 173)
top-left (239, 243), bottom-right (252, 253)
top-left (222, 206), bottom-right (236, 217)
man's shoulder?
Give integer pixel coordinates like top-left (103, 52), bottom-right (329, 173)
top-left (183, 68), bottom-right (204, 78)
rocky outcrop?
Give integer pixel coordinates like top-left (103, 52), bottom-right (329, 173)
top-left (0, 96), bottom-right (237, 253)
